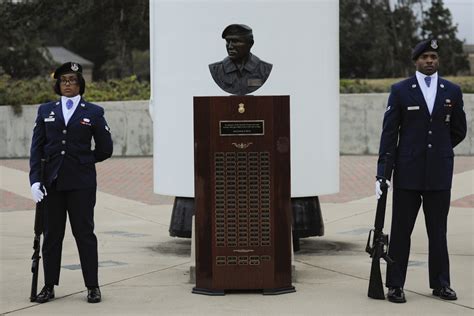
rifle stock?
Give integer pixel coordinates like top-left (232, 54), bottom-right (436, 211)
top-left (366, 153), bottom-right (393, 300)
top-left (30, 235), bottom-right (41, 301)
top-left (368, 246), bottom-right (385, 299)
top-left (30, 159), bottom-right (45, 302)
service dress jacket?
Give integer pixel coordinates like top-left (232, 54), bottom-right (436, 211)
top-left (30, 99), bottom-right (113, 191)
top-left (377, 76), bottom-right (466, 191)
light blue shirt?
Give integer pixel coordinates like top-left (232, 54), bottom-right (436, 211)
top-left (415, 71), bottom-right (438, 115)
top-left (61, 95), bottom-right (81, 125)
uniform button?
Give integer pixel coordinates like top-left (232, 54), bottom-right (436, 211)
top-left (62, 129), bottom-right (67, 134)
top-left (430, 118), bottom-right (433, 122)
top-left (61, 150), bottom-right (65, 155)
top-left (428, 130), bottom-right (432, 135)
top-left (62, 140), bottom-right (66, 145)
top-left (428, 144), bottom-right (432, 148)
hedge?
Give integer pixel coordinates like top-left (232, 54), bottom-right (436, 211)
top-left (1, 75), bottom-right (473, 112)
top-left (0, 75), bottom-right (150, 113)
top-left (340, 76), bottom-right (474, 94)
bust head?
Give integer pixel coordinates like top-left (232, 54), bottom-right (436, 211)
top-left (222, 24), bottom-right (254, 63)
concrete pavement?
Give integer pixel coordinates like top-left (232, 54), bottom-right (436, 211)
top-left (0, 157), bottom-right (472, 315)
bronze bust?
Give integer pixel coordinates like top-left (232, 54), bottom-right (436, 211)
top-left (209, 24), bottom-right (272, 95)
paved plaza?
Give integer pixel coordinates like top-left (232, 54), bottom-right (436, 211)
top-left (0, 156), bottom-right (472, 315)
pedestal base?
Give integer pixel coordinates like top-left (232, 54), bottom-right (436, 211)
top-left (192, 287), bottom-right (296, 296)
top-left (169, 197), bottom-right (194, 238)
top-left (263, 286), bottom-right (296, 295)
top-left (192, 287), bottom-right (225, 296)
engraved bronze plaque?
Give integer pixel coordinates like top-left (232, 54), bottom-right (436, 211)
top-left (194, 95), bottom-right (293, 295)
top-left (213, 151), bottom-right (272, 250)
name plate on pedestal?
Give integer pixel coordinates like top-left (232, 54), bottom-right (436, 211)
top-left (219, 120), bottom-right (265, 136)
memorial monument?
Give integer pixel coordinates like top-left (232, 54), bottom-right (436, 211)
top-left (193, 24), bottom-right (294, 294)
top-left (169, 24), bottom-right (324, 250)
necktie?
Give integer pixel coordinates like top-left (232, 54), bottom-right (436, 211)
top-left (424, 76), bottom-right (431, 88)
top-left (66, 99), bottom-right (73, 110)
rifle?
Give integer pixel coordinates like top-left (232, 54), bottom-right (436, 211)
top-left (366, 153), bottom-right (394, 299)
top-left (30, 158), bottom-right (46, 302)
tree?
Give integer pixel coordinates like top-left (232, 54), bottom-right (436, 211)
top-left (340, 0), bottom-right (373, 78)
top-left (0, 1), bottom-right (52, 78)
top-left (340, 0), bottom-right (468, 78)
top-left (34, 0), bottom-right (149, 80)
top-left (387, 1), bottom-right (420, 77)
top-left (421, 0), bottom-right (469, 75)
top-left (0, 0), bottom-right (150, 80)
top-left (340, 0), bottom-right (419, 78)
top-left (97, 0), bottom-right (149, 80)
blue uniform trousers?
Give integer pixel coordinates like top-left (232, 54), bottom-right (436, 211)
top-left (42, 182), bottom-right (98, 287)
top-left (386, 188), bottom-right (451, 289)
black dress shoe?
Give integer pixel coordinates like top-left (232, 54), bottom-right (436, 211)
top-left (433, 286), bottom-right (457, 300)
top-left (387, 287), bottom-right (406, 303)
top-left (35, 285), bottom-right (55, 303)
top-left (87, 287), bottom-right (101, 303)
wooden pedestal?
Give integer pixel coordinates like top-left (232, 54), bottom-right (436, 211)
top-left (193, 95), bottom-right (294, 295)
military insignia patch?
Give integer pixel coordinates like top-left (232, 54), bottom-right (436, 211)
top-left (430, 40), bottom-right (438, 49)
top-left (247, 79), bottom-right (262, 87)
top-left (71, 63), bottom-right (79, 72)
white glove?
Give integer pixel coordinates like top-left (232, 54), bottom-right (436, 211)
top-left (375, 179), bottom-right (391, 200)
top-left (31, 182), bottom-right (47, 203)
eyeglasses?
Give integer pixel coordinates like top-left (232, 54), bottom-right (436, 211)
top-left (60, 78), bottom-right (78, 85)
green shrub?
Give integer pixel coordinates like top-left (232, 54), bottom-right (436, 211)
top-left (0, 75), bottom-right (150, 108)
top-left (340, 76), bottom-right (474, 93)
top-left (1, 75), bottom-right (472, 110)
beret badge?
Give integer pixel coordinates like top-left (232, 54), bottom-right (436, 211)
top-left (430, 40), bottom-right (438, 49)
top-left (71, 63), bottom-right (79, 72)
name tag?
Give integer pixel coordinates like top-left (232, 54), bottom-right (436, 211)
top-left (44, 117), bottom-right (55, 122)
top-left (407, 106), bottom-right (420, 111)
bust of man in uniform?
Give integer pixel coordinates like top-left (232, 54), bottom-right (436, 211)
top-left (209, 24), bottom-right (272, 95)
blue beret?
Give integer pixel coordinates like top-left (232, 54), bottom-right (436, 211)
top-left (53, 62), bottom-right (83, 79)
top-left (222, 24), bottom-right (253, 39)
top-left (412, 39), bottom-right (439, 60)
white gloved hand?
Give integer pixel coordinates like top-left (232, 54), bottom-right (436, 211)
top-left (375, 179), bottom-right (391, 200)
top-left (31, 182), bottom-right (47, 203)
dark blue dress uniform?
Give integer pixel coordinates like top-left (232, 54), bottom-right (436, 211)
top-left (29, 98), bottom-right (113, 288)
top-left (377, 72), bottom-right (466, 290)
